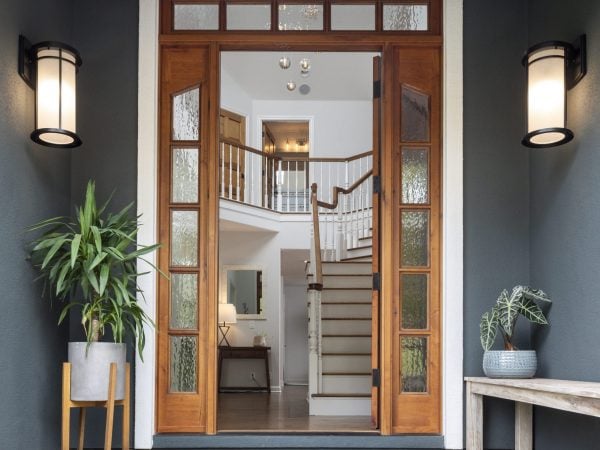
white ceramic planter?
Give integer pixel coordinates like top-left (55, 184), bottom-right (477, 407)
top-left (68, 342), bottom-right (126, 401)
top-left (483, 350), bottom-right (537, 379)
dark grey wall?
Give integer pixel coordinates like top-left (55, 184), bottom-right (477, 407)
top-left (0, 1), bottom-right (73, 448)
top-left (69, 1), bottom-right (139, 447)
top-left (464, 0), bottom-right (530, 448)
top-left (528, 1), bottom-right (600, 449)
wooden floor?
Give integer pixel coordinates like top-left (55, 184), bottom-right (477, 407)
top-left (218, 385), bottom-right (374, 432)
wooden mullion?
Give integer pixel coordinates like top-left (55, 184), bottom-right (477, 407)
top-left (168, 329), bottom-right (200, 335)
top-left (168, 266), bottom-right (201, 273)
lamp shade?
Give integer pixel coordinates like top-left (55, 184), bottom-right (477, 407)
top-left (218, 303), bottom-right (237, 324)
top-left (522, 41), bottom-right (573, 148)
top-left (31, 41), bottom-right (82, 148)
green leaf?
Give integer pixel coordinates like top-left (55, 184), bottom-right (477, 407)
top-left (99, 264), bottom-right (109, 296)
top-left (495, 288), bottom-right (520, 339)
top-left (519, 298), bottom-right (549, 325)
top-left (56, 261), bottom-right (71, 296)
top-left (41, 238), bottom-right (67, 269)
top-left (480, 308), bottom-right (499, 351)
top-left (91, 226), bottom-right (102, 253)
top-left (521, 286), bottom-right (552, 303)
top-left (88, 252), bottom-right (107, 271)
top-left (70, 234), bottom-right (81, 268)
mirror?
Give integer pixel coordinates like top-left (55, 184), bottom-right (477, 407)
top-left (221, 265), bottom-right (264, 319)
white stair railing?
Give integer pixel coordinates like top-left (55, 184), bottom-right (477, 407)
top-left (220, 138), bottom-right (372, 214)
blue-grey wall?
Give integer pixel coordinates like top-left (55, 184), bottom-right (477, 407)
top-left (463, 0), bottom-right (530, 448)
top-left (69, 1), bottom-right (139, 447)
top-left (0, 1), bottom-right (73, 449)
top-left (528, 1), bottom-right (600, 449)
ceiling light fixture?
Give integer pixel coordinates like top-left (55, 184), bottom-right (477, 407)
top-left (279, 56), bottom-right (291, 69)
top-left (299, 58), bottom-right (311, 73)
top-left (286, 80), bottom-right (296, 91)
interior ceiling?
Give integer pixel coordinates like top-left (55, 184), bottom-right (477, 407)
top-left (264, 120), bottom-right (309, 152)
top-left (221, 51), bottom-right (378, 101)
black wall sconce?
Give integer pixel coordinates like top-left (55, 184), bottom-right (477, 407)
top-left (18, 35), bottom-right (83, 148)
top-left (522, 35), bottom-right (587, 148)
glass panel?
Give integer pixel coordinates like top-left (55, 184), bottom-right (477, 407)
top-left (401, 211), bottom-right (429, 267)
top-left (172, 88), bottom-right (200, 141)
top-left (170, 336), bottom-right (197, 392)
top-left (331, 4), bottom-right (376, 31)
top-left (401, 86), bottom-right (430, 142)
top-left (227, 4), bottom-right (271, 30)
top-left (383, 4), bottom-right (428, 31)
top-left (172, 148), bottom-right (199, 203)
top-left (174, 4), bottom-right (219, 30)
top-left (401, 147), bottom-right (429, 204)
top-left (401, 336), bottom-right (427, 392)
top-left (401, 274), bottom-right (428, 329)
top-left (171, 211), bottom-right (198, 266)
top-left (170, 274), bottom-right (198, 329)
top-left (278, 4), bottom-right (324, 30)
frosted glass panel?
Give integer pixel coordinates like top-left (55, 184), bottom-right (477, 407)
top-left (171, 211), bottom-right (198, 266)
top-left (331, 4), bottom-right (375, 30)
top-left (401, 337), bottom-right (427, 392)
top-left (401, 148), bottom-right (429, 204)
top-left (278, 4), bottom-right (324, 30)
top-left (401, 86), bottom-right (430, 142)
top-left (401, 211), bottom-right (429, 267)
top-left (170, 274), bottom-right (198, 329)
top-left (170, 336), bottom-right (197, 392)
top-left (383, 4), bottom-right (428, 31)
top-left (172, 148), bottom-right (199, 203)
top-left (227, 4), bottom-right (271, 30)
top-left (401, 274), bottom-right (428, 329)
top-left (174, 4), bottom-right (219, 30)
top-left (172, 88), bottom-right (200, 141)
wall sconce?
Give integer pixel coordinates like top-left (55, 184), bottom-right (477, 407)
top-left (522, 35), bottom-right (587, 148)
top-left (18, 35), bottom-right (83, 148)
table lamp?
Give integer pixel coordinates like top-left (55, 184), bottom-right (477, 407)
top-left (218, 303), bottom-right (237, 346)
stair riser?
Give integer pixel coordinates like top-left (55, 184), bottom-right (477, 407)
top-left (321, 262), bottom-right (372, 275)
top-left (323, 336), bottom-right (371, 353)
top-left (322, 304), bottom-right (371, 318)
top-left (322, 355), bottom-right (371, 373)
top-left (321, 290), bottom-right (372, 302)
top-left (323, 275), bottom-right (372, 289)
top-left (357, 237), bottom-right (373, 247)
top-left (322, 320), bottom-right (371, 335)
top-left (342, 256), bottom-right (372, 262)
top-left (346, 246), bottom-right (372, 258)
top-left (322, 375), bottom-right (371, 394)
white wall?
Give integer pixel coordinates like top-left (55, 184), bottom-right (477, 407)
top-left (220, 68), bottom-right (252, 139)
top-left (283, 284), bottom-right (309, 384)
top-left (251, 100), bottom-right (372, 158)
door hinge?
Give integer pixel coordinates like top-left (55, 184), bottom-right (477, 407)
top-left (372, 272), bottom-right (380, 291)
top-left (373, 80), bottom-right (381, 99)
top-left (373, 175), bottom-right (381, 194)
top-left (372, 368), bottom-right (380, 387)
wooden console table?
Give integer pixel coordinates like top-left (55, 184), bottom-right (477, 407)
top-left (466, 377), bottom-right (600, 450)
top-left (218, 346), bottom-right (271, 393)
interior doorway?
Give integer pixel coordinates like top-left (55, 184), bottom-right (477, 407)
top-left (216, 50), bottom-right (378, 432)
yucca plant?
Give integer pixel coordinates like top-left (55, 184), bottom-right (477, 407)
top-left (27, 180), bottom-right (162, 358)
top-left (480, 285), bottom-right (552, 351)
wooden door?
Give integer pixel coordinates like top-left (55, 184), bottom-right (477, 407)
top-left (371, 55), bottom-right (382, 429)
top-left (262, 122), bottom-right (276, 209)
top-left (219, 109), bottom-right (246, 202)
top-left (157, 45), bottom-right (217, 433)
top-left (390, 46), bottom-right (442, 434)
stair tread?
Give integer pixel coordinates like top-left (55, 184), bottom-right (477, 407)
top-left (322, 372), bottom-right (371, 376)
top-left (312, 393), bottom-right (371, 398)
top-left (321, 302), bottom-right (371, 305)
top-left (322, 352), bottom-right (371, 356)
top-left (340, 256), bottom-right (373, 262)
top-left (322, 287), bottom-right (371, 290)
top-left (347, 244), bottom-right (372, 251)
top-left (322, 317), bottom-right (371, 320)
top-left (323, 334), bottom-right (371, 337)
top-left (359, 236), bottom-right (373, 241)
top-left (306, 261), bottom-right (373, 264)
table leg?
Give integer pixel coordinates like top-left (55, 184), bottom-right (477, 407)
top-left (62, 363), bottom-right (71, 450)
top-left (77, 408), bottom-right (86, 450)
top-left (515, 401), bottom-right (533, 450)
top-left (218, 350), bottom-right (224, 393)
top-left (264, 349), bottom-right (271, 394)
top-left (466, 381), bottom-right (483, 450)
top-left (104, 363), bottom-right (117, 450)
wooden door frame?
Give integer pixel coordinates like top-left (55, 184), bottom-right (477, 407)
top-left (137, 1), bottom-right (464, 447)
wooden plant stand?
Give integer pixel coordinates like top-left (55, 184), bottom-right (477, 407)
top-left (62, 362), bottom-right (130, 450)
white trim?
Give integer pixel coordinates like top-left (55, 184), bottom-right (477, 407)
top-left (442, 0), bottom-right (464, 448)
top-left (136, 2), bottom-right (464, 447)
top-left (136, 0), bottom-right (159, 448)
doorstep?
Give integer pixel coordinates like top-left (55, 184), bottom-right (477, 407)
top-left (153, 433), bottom-right (444, 449)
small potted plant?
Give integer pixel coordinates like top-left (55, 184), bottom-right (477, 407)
top-left (28, 181), bottom-right (162, 400)
top-left (480, 285), bottom-right (551, 378)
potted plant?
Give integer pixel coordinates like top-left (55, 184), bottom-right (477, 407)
top-left (480, 285), bottom-right (551, 378)
top-left (28, 181), bottom-right (162, 401)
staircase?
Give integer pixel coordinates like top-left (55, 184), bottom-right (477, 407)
top-left (307, 233), bottom-right (373, 416)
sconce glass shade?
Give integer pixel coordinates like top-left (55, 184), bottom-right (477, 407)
top-left (522, 41), bottom-right (573, 148)
top-left (31, 42), bottom-right (82, 148)
top-left (218, 303), bottom-right (237, 324)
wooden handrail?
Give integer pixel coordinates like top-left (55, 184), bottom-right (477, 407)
top-left (314, 169), bottom-right (373, 210)
top-left (310, 185), bottom-right (323, 286)
top-left (220, 138), bottom-right (278, 158)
